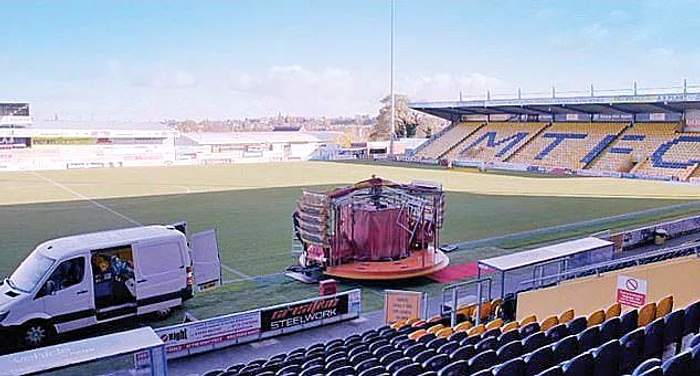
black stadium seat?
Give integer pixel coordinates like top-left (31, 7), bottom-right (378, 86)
top-left (565, 317), bottom-right (587, 337)
top-left (536, 365), bottom-right (563, 376)
top-left (577, 325), bottom-right (601, 352)
top-left (493, 357), bottom-right (525, 376)
top-left (525, 344), bottom-right (554, 376)
top-left (358, 365), bottom-right (386, 376)
top-left (661, 349), bottom-right (692, 375)
top-left (619, 327), bottom-right (645, 374)
top-left (552, 335), bottom-right (578, 365)
top-left (496, 340), bottom-right (523, 363)
top-left (436, 340), bottom-right (458, 355)
top-left (393, 363), bottom-right (423, 376)
top-left (561, 351), bottom-right (593, 376)
top-left (421, 353), bottom-right (449, 371)
top-left (642, 317), bottom-right (664, 359)
top-left (632, 358), bottom-right (662, 375)
top-left (599, 316), bottom-right (621, 343)
top-left (592, 339), bottom-right (621, 376)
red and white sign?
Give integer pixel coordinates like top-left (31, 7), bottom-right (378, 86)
top-left (616, 275), bottom-right (648, 308)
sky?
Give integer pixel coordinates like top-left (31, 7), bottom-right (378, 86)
top-left (1, 0), bottom-right (700, 121)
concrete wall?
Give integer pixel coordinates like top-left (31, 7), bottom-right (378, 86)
top-left (516, 256), bottom-right (700, 320)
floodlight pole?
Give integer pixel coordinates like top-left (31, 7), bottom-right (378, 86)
top-left (389, 0), bottom-right (396, 157)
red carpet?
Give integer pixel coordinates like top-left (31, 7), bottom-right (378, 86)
top-left (427, 262), bottom-right (494, 283)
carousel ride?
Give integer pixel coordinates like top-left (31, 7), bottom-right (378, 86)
top-left (287, 176), bottom-right (449, 281)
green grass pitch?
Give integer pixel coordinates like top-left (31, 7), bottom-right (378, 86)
top-left (0, 162), bottom-right (698, 321)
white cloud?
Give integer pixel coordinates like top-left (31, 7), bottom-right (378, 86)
top-left (21, 61), bottom-right (505, 121)
top-left (608, 9), bottom-right (628, 23)
top-left (401, 73), bottom-right (503, 101)
top-left (132, 68), bottom-right (197, 89)
top-left (579, 23), bottom-right (609, 41)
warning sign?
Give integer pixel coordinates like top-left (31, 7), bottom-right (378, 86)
top-left (616, 275), bottom-right (647, 308)
top-left (384, 290), bottom-right (423, 324)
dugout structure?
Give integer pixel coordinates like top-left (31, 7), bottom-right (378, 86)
top-left (294, 176), bottom-right (449, 280)
top-left (478, 237), bottom-right (614, 297)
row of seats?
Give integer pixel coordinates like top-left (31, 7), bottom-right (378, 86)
top-left (632, 135), bottom-right (700, 179)
top-left (591, 123), bottom-right (679, 173)
top-left (448, 122), bottom-right (548, 162)
top-left (415, 123), bottom-right (483, 159)
top-left (413, 119), bottom-right (700, 181)
top-left (200, 295), bottom-right (699, 376)
top-left (509, 123), bottom-right (628, 170)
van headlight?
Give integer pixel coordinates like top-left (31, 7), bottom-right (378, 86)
top-left (0, 311), bottom-right (8, 323)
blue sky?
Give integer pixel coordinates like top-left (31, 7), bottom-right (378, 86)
top-left (1, 0), bottom-right (699, 121)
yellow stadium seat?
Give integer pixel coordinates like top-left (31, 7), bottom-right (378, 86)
top-left (427, 324), bottom-right (444, 335)
top-left (540, 315), bottom-right (559, 332)
top-left (468, 324), bottom-right (485, 337)
top-left (454, 321), bottom-right (473, 333)
top-left (558, 309), bottom-right (575, 324)
top-left (520, 315), bottom-right (538, 326)
top-left (605, 303), bottom-right (622, 319)
top-left (587, 310), bottom-right (606, 327)
top-left (411, 319), bottom-right (427, 328)
top-left (436, 327), bottom-right (454, 338)
top-left (502, 321), bottom-right (519, 333)
top-left (408, 329), bottom-right (427, 341)
top-left (486, 318), bottom-right (504, 331)
top-left (390, 320), bottom-right (406, 329)
top-left (656, 295), bottom-right (673, 319)
top-left (638, 302), bottom-right (657, 327)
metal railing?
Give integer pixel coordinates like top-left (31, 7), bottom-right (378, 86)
top-left (442, 277), bottom-right (493, 327)
top-left (521, 242), bottom-right (700, 288)
top-left (453, 80), bottom-right (700, 102)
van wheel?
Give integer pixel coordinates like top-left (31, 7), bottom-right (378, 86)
top-left (21, 321), bottom-right (55, 348)
top-left (155, 308), bottom-right (172, 320)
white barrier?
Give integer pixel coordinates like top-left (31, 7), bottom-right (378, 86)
top-left (136, 289), bottom-right (362, 363)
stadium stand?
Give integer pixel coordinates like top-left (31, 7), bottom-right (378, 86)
top-left (202, 296), bottom-right (700, 376)
top-left (414, 122), bottom-right (483, 160)
top-left (590, 123), bottom-right (679, 173)
top-left (632, 133), bottom-right (700, 180)
top-left (450, 122), bottom-right (549, 162)
top-left (409, 89), bottom-right (700, 182)
top-left (508, 122), bottom-right (629, 171)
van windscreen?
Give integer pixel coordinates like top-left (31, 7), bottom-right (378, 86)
top-left (9, 252), bottom-right (55, 293)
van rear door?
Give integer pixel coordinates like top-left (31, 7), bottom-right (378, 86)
top-left (191, 229), bottom-right (222, 292)
top-left (132, 238), bottom-right (187, 315)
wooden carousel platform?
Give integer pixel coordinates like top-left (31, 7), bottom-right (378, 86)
top-left (324, 249), bottom-right (450, 280)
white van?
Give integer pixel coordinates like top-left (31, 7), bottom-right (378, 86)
top-left (0, 225), bottom-right (221, 348)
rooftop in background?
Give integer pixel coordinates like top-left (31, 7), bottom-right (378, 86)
top-left (272, 125), bottom-right (303, 132)
top-left (0, 120), bottom-right (179, 138)
top-left (410, 84), bottom-right (700, 121)
top-left (32, 120), bottom-right (175, 132)
top-left (0, 103), bottom-right (31, 126)
top-left (181, 130), bottom-right (342, 145)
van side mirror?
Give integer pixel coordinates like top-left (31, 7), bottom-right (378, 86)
top-left (45, 280), bottom-right (57, 296)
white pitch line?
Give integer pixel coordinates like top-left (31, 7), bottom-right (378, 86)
top-left (32, 171), bottom-right (250, 279)
top-left (221, 263), bottom-right (253, 280)
top-left (31, 171), bottom-right (142, 226)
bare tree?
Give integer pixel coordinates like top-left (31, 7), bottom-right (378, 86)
top-left (371, 94), bottom-right (446, 141)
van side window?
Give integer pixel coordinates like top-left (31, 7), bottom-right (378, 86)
top-left (37, 257), bottom-right (85, 298)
